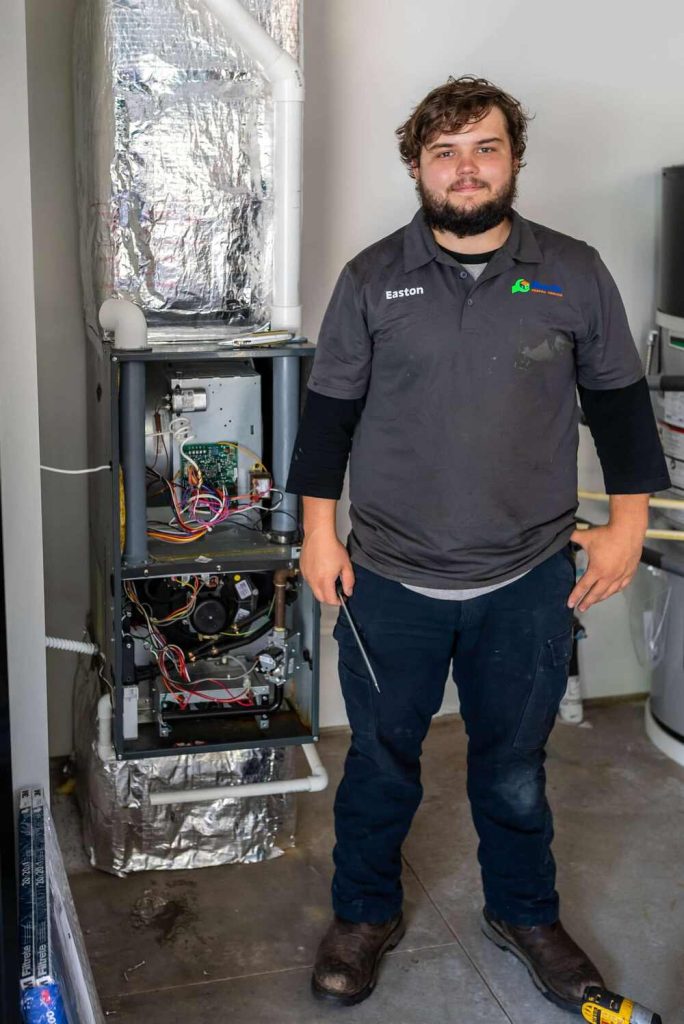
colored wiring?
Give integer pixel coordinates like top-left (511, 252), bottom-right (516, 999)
top-left (124, 581), bottom-right (263, 710)
top-left (160, 655), bottom-right (259, 707)
top-left (145, 472), bottom-right (280, 545)
top-left (124, 577), bottom-right (202, 626)
top-left (143, 420), bottom-right (277, 544)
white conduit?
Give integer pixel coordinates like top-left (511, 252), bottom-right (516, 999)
top-left (201, 0), bottom-right (304, 333)
top-left (98, 296), bottom-right (148, 350)
top-left (45, 636), bottom-right (99, 656)
top-left (149, 741), bottom-right (328, 805)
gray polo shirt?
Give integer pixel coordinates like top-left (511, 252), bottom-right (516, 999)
top-left (308, 209), bottom-right (644, 590)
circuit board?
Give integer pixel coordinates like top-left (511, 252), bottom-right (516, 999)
top-left (182, 443), bottom-right (238, 492)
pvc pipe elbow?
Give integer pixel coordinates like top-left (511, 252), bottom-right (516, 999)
top-left (271, 61), bottom-right (305, 101)
top-left (202, 0), bottom-right (303, 90)
top-left (98, 297), bottom-right (148, 350)
top-left (302, 742), bottom-right (328, 791)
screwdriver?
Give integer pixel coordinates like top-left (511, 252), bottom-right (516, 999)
top-left (334, 579), bottom-right (381, 693)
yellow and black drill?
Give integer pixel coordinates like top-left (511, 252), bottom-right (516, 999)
top-left (582, 986), bottom-right (662, 1024)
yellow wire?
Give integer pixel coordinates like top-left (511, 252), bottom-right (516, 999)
top-left (119, 467), bottom-right (126, 551)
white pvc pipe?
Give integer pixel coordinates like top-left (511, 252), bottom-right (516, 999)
top-left (149, 741), bottom-right (328, 805)
top-left (271, 101), bottom-right (302, 330)
top-left (201, 0), bottom-right (304, 332)
top-left (97, 694), bottom-right (114, 762)
top-left (98, 297), bottom-right (148, 350)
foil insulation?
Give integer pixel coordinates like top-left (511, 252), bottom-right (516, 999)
top-left (74, 661), bottom-right (296, 876)
top-left (74, 0), bottom-right (300, 342)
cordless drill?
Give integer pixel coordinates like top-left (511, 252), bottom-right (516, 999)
top-left (582, 986), bottom-right (662, 1024)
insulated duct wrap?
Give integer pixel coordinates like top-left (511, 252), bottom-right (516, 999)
top-left (74, 0), bottom-right (300, 342)
top-left (74, 662), bottom-right (296, 876)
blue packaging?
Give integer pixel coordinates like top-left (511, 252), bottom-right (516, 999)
top-left (18, 789), bottom-right (69, 1023)
top-left (20, 982), bottom-right (68, 1024)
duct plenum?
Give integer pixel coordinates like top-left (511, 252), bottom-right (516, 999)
top-left (73, 0), bottom-right (300, 340)
top-left (660, 165), bottom-right (684, 320)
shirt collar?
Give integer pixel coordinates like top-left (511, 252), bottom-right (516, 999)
top-left (402, 207), bottom-right (543, 273)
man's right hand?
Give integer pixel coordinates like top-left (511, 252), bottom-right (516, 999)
top-left (300, 527), bottom-right (355, 606)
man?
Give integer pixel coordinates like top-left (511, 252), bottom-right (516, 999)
top-left (286, 76), bottom-right (670, 1014)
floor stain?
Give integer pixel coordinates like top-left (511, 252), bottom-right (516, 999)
top-left (130, 888), bottom-right (195, 944)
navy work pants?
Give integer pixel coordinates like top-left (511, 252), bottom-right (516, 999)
top-left (331, 547), bottom-right (575, 927)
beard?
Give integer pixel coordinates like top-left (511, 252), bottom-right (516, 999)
top-left (418, 172), bottom-right (518, 237)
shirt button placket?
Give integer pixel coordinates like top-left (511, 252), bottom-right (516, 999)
top-left (460, 293), bottom-right (475, 328)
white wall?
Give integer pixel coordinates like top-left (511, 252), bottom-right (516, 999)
top-left (302, 0), bottom-right (684, 724)
top-left (0, 0), bottom-right (50, 793)
top-left (26, 0), bottom-right (89, 757)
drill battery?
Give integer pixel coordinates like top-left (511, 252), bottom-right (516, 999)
top-left (582, 986), bottom-right (662, 1024)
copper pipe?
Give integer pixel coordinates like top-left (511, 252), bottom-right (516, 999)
top-left (273, 568), bottom-right (295, 632)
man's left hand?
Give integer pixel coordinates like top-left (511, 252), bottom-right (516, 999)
top-left (567, 523), bottom-right (644, 612)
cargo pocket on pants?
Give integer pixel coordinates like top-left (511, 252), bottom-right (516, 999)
top-left (513, 631), bottom-right (573, 752)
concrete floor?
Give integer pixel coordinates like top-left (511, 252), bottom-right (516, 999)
top-left (54, 703), bottom-right (684, 1023)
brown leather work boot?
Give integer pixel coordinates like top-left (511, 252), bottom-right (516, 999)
top-left (311, 913), bottom-right (405, 1005)
top-left (482, 908), bottom-right (604, 1014)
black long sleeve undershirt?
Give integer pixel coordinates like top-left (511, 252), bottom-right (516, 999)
top-left (286, 378), bottom-right (671, 499)
top-left (577, 376), bottom-right (670, 494)
top-left (286, 390), bottom-right (364, 499)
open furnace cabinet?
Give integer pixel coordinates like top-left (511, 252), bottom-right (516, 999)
top-left (87, 339), bottom-right (320, 760)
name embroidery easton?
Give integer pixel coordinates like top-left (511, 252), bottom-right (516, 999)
top-left (385, 286), bottom-right (425, 300)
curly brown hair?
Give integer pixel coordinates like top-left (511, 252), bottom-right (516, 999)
top-left (396, 76), bottom-right (531, 178)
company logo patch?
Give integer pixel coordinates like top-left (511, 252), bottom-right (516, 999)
top-left (511, 277), bottom-right (563, 298)
top-left (385, 286), bottom-right (424, 300)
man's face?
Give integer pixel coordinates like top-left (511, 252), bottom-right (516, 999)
top-left (413, 105), bottom-right (518, 237)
